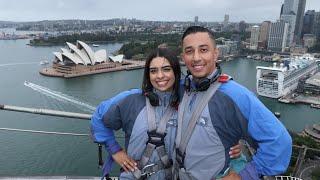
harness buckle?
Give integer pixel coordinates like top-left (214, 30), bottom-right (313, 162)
top-left (147, 130), bottom-right (166, 147)
top-left (176, 148), bottom-right (185, 168)
top-left (141, 163), bottom-right (157, 177)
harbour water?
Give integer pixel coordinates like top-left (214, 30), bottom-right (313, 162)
top-left (0, 38), bottom-right (319, 176)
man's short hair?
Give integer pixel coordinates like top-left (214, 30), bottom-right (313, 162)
top-left (181, 26), bottom-right (216, 46)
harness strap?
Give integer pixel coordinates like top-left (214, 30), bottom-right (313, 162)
top-left (156, 146), bottom-right (170, 167)
top-left (176, 81), bottom-right (222, 167)
top-left (133, 98), bottom-right (174, 179)
top-left (139, 143), bottom-right (156, 168)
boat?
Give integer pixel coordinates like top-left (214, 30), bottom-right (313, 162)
top-left (92, 44), bottom-right (100, 47)
top-left (274, 112), bottom-right (281, 118)
top-left (40, 60), bottom-right (49, 65)
top-left (311, 103), bottom-right (320, 109)
top-left (278, 98), bottom-right (292, 104)
top-left (256, 54), bottom-right (319, 98)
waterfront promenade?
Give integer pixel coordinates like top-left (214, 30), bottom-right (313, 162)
top-left (279, 93), bottom-right (320, 106)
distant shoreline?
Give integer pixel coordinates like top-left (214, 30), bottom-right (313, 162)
top-left (29, 40), bottom-right (123, 47)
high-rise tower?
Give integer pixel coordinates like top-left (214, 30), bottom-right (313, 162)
top-left (268, 21), bottom-right (289, 52)
top-left (282, 0), bottom-right (306, 43)
top-left (258, 21), bottom-right (271, 49)
top-left (294, 0), bottom-right (306, 41)
top-left (250, 25), bottom-right (260, 50)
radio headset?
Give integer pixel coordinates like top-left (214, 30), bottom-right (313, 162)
top-left (144, 91), bottom-right (160, 106)
top-left (184, 65), bottom-right (222, 92)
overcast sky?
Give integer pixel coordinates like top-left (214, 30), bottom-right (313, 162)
top-left (0, 0), bottom-right (319, 23)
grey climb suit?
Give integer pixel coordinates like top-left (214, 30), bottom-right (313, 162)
top-left (103, 91), bottom-right (177, 179)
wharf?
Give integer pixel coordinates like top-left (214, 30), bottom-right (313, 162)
top-left (40, 60), bottom-right (145, 78)
top-left (303, 124), bottom-right (320, 142)
top-left (278, 93), bottom-right (320, 107)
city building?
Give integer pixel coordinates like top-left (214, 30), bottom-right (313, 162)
top-left (290, 46), bottom-right (307, 54)
top-left (217, 45), bottom-right (230, 58)
top-left (250, 25), bottom-right (260, 50)
top-left (280, 4), bottom-right (284, 15)
top-left (223, 14), bottom-right (229, 28)
top-left (297, 72), bottom-right (320, 95)
top-left (282, 0), bottom-right (298, 15)
top-left (303, 10), bottom-right (316, 35)
top-left (313, 11), bottom-right (320, 38)
top-left (194, 16), bottom-right (199, 25)
top-left (258, 21), bottom-right (271, 49)
top-left (280, 14), bottom-right (296, 46)
top-left (224, 40), bottom-right (239, 55)
top-left (303, 34), bottom-right (317, 48)
top-left (237, 21), bottom-right (247, 32)
top-left (268, 21), bottom-right (289, 52)
top-left (282, 0), bottom-right (306, 43)
top-left (294, 0), bottom-right (306, 41)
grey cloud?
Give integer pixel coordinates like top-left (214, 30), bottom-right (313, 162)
top-left (0, 0), bottom-right (319, 22)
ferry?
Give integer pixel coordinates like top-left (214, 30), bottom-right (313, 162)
top-left (92, 44), bottom-right (100, 47)
top-left (256, 54), bottom-right (319, 98)
top-left (311, 103), bottom-right (320, 109)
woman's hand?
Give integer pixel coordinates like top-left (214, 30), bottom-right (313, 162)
top-left (112, 150), bottom-right (138, 172)
top-left (229, 143), bottom-right (241, 159)
top-left (221, 171), bottom-right (241, 180)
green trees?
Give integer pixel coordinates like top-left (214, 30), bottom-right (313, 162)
top-left (118, 34), bottom-right (181, 59)
top-left (312, 168), bottom-right (320, 180)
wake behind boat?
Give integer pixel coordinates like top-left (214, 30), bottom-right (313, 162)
top-left (40, 60), bottom-right (49, 65)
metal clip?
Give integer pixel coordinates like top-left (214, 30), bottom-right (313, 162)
top-left (141, 163), bottom-right (157, 177)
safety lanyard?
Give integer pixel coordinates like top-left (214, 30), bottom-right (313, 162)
top-left (139, 98), bottom-right (174, 168)
top-left (176, 81), bottom-right (221, 158)
top-left (146, 98), bottom-right (174, 134)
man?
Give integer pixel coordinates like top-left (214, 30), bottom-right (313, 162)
top-left (175, 26), bottom-right (292, 180)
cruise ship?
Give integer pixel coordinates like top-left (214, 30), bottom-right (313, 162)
top-left (256, 54), bottom-right (320, 98)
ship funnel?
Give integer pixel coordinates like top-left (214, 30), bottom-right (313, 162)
top-left (284, 60), bottom-right (290, 70)
top-left (280, 63), bottom-right (284, 68)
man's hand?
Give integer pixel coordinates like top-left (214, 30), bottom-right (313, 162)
top-left (229, 143), bottom-right (241, 159)
top-left (221, 171), bottom-right (241, 180)
top-left (112, 150), bottom-right (138, 172)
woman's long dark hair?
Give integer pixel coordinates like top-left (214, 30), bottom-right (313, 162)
top-left (142, 48), bottom-right (181, 107)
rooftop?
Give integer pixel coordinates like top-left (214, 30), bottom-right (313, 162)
top-left (305, 72), bottom-right (320, 87)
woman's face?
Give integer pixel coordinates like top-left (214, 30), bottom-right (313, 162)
top-left (149, 57), bottom-right (175, 92)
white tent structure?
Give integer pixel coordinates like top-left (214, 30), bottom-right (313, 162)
top-left (109, 54), bottom-right (124, 63)
top-left (53, 40), bottom-right (107, 65)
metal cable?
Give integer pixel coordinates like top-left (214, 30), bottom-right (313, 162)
top-left (0, 127), bottom-right (125, 138)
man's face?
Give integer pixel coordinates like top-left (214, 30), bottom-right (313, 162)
top-left (182, 32), bottom-right (218, 78)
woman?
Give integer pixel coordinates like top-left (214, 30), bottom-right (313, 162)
top-left (91, 48), bottom-right (243, 179)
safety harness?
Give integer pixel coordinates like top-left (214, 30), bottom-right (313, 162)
top-left (132, 98), bottom-right (174, 179)
top-left (174, 74), bottom-right (231, 180)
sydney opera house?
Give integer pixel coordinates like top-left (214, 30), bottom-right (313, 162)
top-left (40, 40), bottom-right (144, 78)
